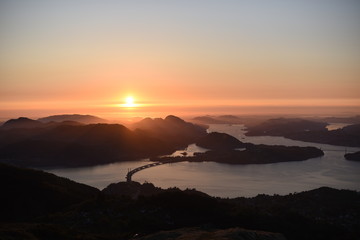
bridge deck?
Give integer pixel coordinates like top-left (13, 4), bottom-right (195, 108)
top-left (126, 162), bottom-right (165, 182)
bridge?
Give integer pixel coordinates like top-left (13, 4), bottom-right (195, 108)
top-left (126, 158), bottom-right (183, 182)
top-left (126, 162), bottom-right (165, 182)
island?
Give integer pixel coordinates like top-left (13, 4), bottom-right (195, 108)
top-left (344, 151), bottom-right (360, 162)
top-left (151, 144), bottom-right (324, 165)
top-left (150, 131), bottom-right (324, 165)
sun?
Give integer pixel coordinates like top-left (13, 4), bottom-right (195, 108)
top-left (123, 96), bottom-right (136, 108)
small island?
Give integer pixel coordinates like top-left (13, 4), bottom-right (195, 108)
top-left (344, 151), bottom-right (360, 162)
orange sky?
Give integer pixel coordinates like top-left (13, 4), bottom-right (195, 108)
top-left (1, 1), bottom-right (359, 119)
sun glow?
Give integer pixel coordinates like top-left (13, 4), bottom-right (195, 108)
top-left (123, 96), bottom-right (137, 108)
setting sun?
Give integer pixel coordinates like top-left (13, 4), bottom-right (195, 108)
top-left (123, 96), bottom-right (136, 108)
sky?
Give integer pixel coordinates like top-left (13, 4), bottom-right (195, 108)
top-left (1, 0), bottom-right (359, 119)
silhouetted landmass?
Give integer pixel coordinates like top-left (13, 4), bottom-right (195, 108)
top-left (245, 118), bottom-right (328, 136)
top-left (192, 116), bottom-right (229, 124)
top-left (196, 132), bottom-right (246, 150)
top-left (246, 118), bottom-right (360, 147)
top-left (285, 124), bottom-right (360, 147)
top-left (0, 163), bottom-right (99, 222)
top-left (1, 117), bottom-right (44, 129)
top-left (152, 144), bottom-right (324, 165)
top-left (38, 114), bottom-right (107, 124)
top-left (1, 117), bottom-right (84, 130)
top-left (344, 151), bottom-right (360, 161)
top-left (0, 164), bottom-right (359, 240)
top-left (152, 132), bottom-right (323, 164)
top-left (193, 115), bottom-right (245, 124)
top-left (191, 115), bottom-right (270, 126)
top-left (135, 227), bottom-right (286, 240)
top-left (218, 114), bottom-right (241, 120)
top-left (132, 115), bottom-right (207, 148)
top-left (0, 116), bottom-right (207, 167)
top-left (318, 115), bottom-right (360, 124)
top-left (103, 181), bottom-right (164, 198)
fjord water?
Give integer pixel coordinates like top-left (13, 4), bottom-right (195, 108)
top-left (47, 124), bottom-right (360, 197)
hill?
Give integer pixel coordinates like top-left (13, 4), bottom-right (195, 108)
top-left (0, 116), bottom-right (207, 167)
top-left (245, 118), bottom-right (328, 136)
top-left (318, 115), bottom-right (360, 124)
top-left (132, 115), bottom-right (207, 148)
top-left (191, 115), bottom-right (269, 127)
top-left (195, 132), bottom-right (246, 150)
top-left (0, 164), bottom-right (359, 240)
top-left (153, 144), bottom-right (324, 165)
top-left (0, 163), bottom-right (99, 221)
top-left (135, 227), bottom-right (286, 240)
top-left (192, 116), bottom-right (228, 124)
top-left (38, 114), bottom-right (107, 124)
top-left (1, 117), bottom-right (44, 129)
top-left (246, 118), bottom-right (360, 147)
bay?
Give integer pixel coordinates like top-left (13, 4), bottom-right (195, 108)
top-left (47, 124), bottom-right (360, 197)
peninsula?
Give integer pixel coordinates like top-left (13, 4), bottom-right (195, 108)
top-left (246, 118), bottom-right (360, 147)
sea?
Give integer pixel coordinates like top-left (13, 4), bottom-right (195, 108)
top-left (46, 124), bottom-right (360, 198)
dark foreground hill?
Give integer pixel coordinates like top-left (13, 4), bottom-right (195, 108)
top-left (1, 164), bottom-right (359, 240)
top-left (0, 163), bottom-right (99, 221)
top-left (0, 115), bottom-right (207, 168)
top-left (135, 227), bottom-right (286, 240)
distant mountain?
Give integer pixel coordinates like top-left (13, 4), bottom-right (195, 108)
top-left (196, 132), bottom-right (246, 150)
top-left (245, 118), bottom-right (328, 136)
top-left (38, 114), bottom-right (107, 124)
top-left (191, 115), bottom-right (268, 126)
top-left (133, 115), bottom-right (207, 148)
top-left (1, 117), bottom-right (84, 130)
top-left (217, 115), bottom-right (241, 121)
top-left (2, 117), bottom-right (43, 129)
top-left (0, 124), bottom-right (171, 167)
top-left (246, 118), bottom-right (360, 147)
top-left (0, 115), bottom-right (207, 167)
top-left (320, 115), bottom-right (360, 124)
top-left (192, 116), bottom-right (229, 124)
